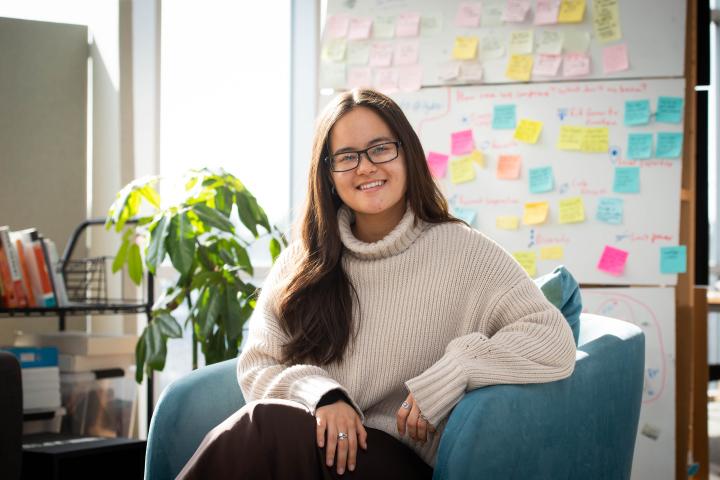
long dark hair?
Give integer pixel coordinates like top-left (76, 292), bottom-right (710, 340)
top-left (277, 89), bottom-right (460, 366)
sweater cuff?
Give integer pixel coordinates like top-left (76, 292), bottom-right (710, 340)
top-left (404, 351), bottom-right (468, 428)
top-left (289, 375), bottom-right (365, 422)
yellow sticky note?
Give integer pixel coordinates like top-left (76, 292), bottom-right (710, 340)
top-left (540, 246), bottom-right (565, 260)
top-left (513, 251), bottom-right (537, 277)
top-left (558, 196), bottom-right (585, 224)
top-left (321, 39), bottom-right (347, 62)
top-left (558, 0), bottom-right (586, 23)
top-left (468, 150), bottom-right (485, 167)
top-left (513, 119), bottom-right (543, 144)
top-left (593, 0), bottom-right (622, 43)
top-left (557, 126), bottom-right (585, 150)
top-left (496, 216), bottom-right (520, 230)
top-left (453, 36), bottom-right (479, 60)
top-left (580, 127), bottom-right (609, 153)
top-left (505, 55), bottom-right (533, 81)
top-left (449, 156), bottom-right (476, 184)
top-left (523, 202), bottom-right (549, 225)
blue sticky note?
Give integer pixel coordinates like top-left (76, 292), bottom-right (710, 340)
top-left (627, 133), bottom-right (653, 159)
top-left (656, 96), bottom-right (684, 124)
top-left (596, 197), bottom-right (624, 224)
top-left (624, 100), bottom-right (651, 126)
top-left (492, 104), bottom-right (517, 130)
top-left (613, 167), bottom-right (640, 193)
top-left (528, 166), bottom-right (554, 193)
top-left (656, 132), bottom-right (683, 158)
top-left (660, 245), bottom-right (686, 274)
top-left (452, 206), bottom-right (477, 225)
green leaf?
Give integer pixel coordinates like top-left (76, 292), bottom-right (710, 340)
top-left (112, 237), bottom-right (130, 273)
top-left (193, 203), bottom-right (235, 233)
top-left (167, 213), bottom-right (196, 276)
top-left (269, 237), bottom-right (281, 263)
top-left (139, 184), bottom-right (161, 209)
top-left (201, 287), bottom-right (222, 339)
top-left (224, 287), bottom-right (243, 340)
top-left (145, 322), bottom-right (167, 370)
top-left (235, 193), bottom-right (259, 237)
top-left (135, 328), bottom-right (147, 383)
top-left (127, 243), bottom-right (143, 285)
top-left (247, 194), bottom-right (271, 233)
top-left (214, 186), bottom-right (234, 217)
top-left (146, 214), bottom-right (170, 274)
top-left (154, 311), bottom-right (183, 338)
top-left (152, 286), bottom-right (186, 312)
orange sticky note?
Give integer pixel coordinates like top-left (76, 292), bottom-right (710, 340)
top-left (497, 155), bottom-right (522, 179)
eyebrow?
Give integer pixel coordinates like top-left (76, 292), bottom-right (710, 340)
top-left (333, 136), bottom-right (395, 155)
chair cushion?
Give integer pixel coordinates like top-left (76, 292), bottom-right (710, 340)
top-left (534, 265), bottom-right (582, 345)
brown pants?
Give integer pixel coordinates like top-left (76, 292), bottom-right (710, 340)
top-left (177, 399), bottom-right (433, 480)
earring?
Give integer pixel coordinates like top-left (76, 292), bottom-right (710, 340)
top-left (331, 185), bottom-right (336, 195)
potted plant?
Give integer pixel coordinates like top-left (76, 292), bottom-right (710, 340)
top-left (105, 168), bottom-right (287, 383)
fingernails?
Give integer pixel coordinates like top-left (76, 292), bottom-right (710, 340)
top-left (338, 467), bottom-right (345, 474)
top-left (327, 460), bottom-right (333, 467)
top-left (349, 464), bottom-right (355, 471)
top-left (319, 441), bottom-right (324, 447)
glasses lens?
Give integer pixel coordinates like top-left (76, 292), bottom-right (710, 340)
top-left (367, 143), bottom-right (397, 163)
top-left (332, 153), bottom-right (359, 172)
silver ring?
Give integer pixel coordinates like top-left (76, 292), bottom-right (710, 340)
top-left (337, 432), bottom-right (348, 441)
top-left (401, 401), bottom-right (411, 410)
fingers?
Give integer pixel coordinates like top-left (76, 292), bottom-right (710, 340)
top-left (396, 398), bottom-right (411, 436)
top-left (325, 423), bottom-right (337, 469)
top-left (417, 416), bottom-right (428, 443)
top-left (356, 417), bottom-right (368, 450)
top-left (344, 426), bottom-right (357, 473)
top-left (316, 415), bottom-right (327, 448)
top-left (407, 402), bottom-right (421, 441)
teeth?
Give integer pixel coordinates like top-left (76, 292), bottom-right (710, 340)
top-left (359, 180), bottom-right (385, 190)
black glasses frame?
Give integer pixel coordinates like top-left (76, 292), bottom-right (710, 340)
top-left (325, 141), bottom-right (402, 172)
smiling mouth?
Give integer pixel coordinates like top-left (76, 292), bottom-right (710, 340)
top-left (357, 180), bottom-right (386, 191)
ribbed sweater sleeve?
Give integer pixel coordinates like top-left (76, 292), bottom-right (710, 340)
top-left (405, 275), bottom-right (576, 428)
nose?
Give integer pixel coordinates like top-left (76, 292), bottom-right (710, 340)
top-left (355, 152), bottom-right (377, 175)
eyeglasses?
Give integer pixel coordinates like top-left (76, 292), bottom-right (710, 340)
top-left (326, 141), bottom-right (402, 173)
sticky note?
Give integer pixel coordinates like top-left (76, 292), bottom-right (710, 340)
top-left (627, 133), bottom-right (653, 159)
top-left (558, 0), bottom-right (586, 23)
top-left (453, 36), bottom-right (479, 60)
top-left (438, 62), bottom-right (461, 81)
top-left (492, 104), bottom-right (517, 130)
top-left (656, 96), bottom-right (684, 124)
top-left (596, 197), bottom-right (624, 224)
top-left (514, 119), bottom-right (544, 144)
top-left (537, 30), bottom-right (564, 55)
top-left (506, 55), bottom-right (534, 81)
top-left (562, 30), bottom-right (591, 53)
top-left (529, 166), bottom-right (554, 193)
top-left (660, 246), bottom-right (687, 274)
top-left (369, 42), bottom-right (394, 67)
top-left (480, 33), bottom-right (506, 59)
top-left (513, 251), bottom-right (537, 277)
top-left (421, 15), bottom-right (444, 36)
top-left (450, 156), bottom-right (476, 184)
top-left (563, 53), bottom-right (591, 77)
top-left (557, 126), bottom-right (585, 150)
top-left (452, 206), bottom-right (477, 225)
top-left (460, 63), bottom-right (484, 81)
top-left (467, 150), bottom-right (485, 167)
top-left (394, 41), bottom-right (420, 66)
top-left (523, 201), bottom-right (549, 225)
top-left (398, 65), bottom-right (423, 92)
top-left (321, 39), bottom-right (347, 62)
top-left (373, 16), bottom-right (395, 39)
top-left (558, 196), bottom-right (585, 224)
top-left (602, 43), bottom-right (629, 74)
top-left (509, 31), bottom-right (534, 55)
top-left (592, 0), bottom-right (622, 42)
top-left (347, 42), bottom-right (370, 65)
top-left (656, 132), bottom-right (683, 159)
top-left (320, 63), bottom-right (346, 88)
top-left (497, 216), bottom-right (520, 230)
top-left (580, 127), bottom-right (609, 153)
top-left (451, 129), bottom-right (475, 155)
top-left (597, 245), bottom-right (629, 276)
top-left (348, 17), bottom-right (373, 40)
top-left (540, 246), bottom-right (564, 260)
top-left (456, 2), bottom-right (482, 27)
top-left (373, 68), bottom-right (399, 94)
top-left (482, 0), bottom-right (505, 27)
top-left (535, 0), bottom-right (561, 25)
top-left (497, 155), bottom-right (522, 179)
top-left (533, 54), bottom-right (563, 76)
top-left (326, 14), bottom-right (350, 38)
top-left (396, 12), bottom-right (420, 37)
top-left (503, 0), bottom-right (531, 22)
top-left (613, 167), bottom-right (640, 193)
top-left (427, 152), bottom-right (449, 178)
top-left (347, 67), bottom-right (373, 89)
top-left (624, 100), bottom-right (651, 126)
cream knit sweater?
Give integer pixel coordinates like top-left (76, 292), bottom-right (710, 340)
top-left (237, 205), bottom-right (576, 466)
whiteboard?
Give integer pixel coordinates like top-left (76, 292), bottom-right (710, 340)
top-left (322, 0), bottom-right (685, 88)
top-left (581, 287), bottom-right (675, 480)
top-left (391, 78), bottom-right (684, 285)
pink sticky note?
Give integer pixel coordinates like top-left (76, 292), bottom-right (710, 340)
top-left (348, 17), bottom-right (373, 40)
top-left (456, 2), bottom-right (482, 27)
top-left (497, 155), bottom-right (522, 179)
top-left (373, 68), bottom-right (399, 94)
top-left (427, 152), bottom-right (449, 178)
top-left (369, 42), bottom-right (394, 67)
top-left (563, 53), bottom-right (591, 77)
top-left (597, 245), bottom-right (629, 276)
top-left (602, 43), bottom-right (629, 74)
top-left (396, 12), bottom-right (420, 37)
top-left (533, 54), bottom-right (562, 76)
top-left (451, 130), bottom-right (475, 155)
top-left (534, 0), bottom-right (560, 25)
top-left (501, 0), bottom-right (531, 23)
top-left (398, 65), bottom-right (423, 92)
top-left (326, 14), bottom-right (350, 39)
top-left (348, 67), bottom-right (373, 89)
top-left (394, 41), bottom-right (420, 66)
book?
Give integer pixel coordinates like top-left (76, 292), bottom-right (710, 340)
top-left (21, 366), bottom-right (61, 411)
top-left (59, 353), bottom-right (134, 373)
top-left (12, 230), bottom-right (44, 307)
top-left (29, 230), bottom-right (56, 307)
top-left (0, 346), bottom-right (59, 368)
top-left (42, 237), bottom-right (67, 306)
top-left (15, 332), bottom-right (138, 356)
top-left (13, 235), bottom-right (37, 306)
top-left (0, 226), bottom-right (28, 307)
top-left (0, 243), bottom-right (17, 307)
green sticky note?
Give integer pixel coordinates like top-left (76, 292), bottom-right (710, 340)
top-left (627, 133), bottom-right (653, 159)
top-left (613, 167), bottom-right (640, 193)
top-left (492, 104), bottom-right (517, 130)
top-left (656, 96), bottom-right (684, 124)
top-left (624, 100), bottom-right (650, 126)
top-left (660, 245), bottom-right (686, 274)
top-left (452, 206), bottom-right (477, 225)
top-left (656, 132), bottom-right (683, 158)
top-left (528, 166), bottom-right (554, 193)
top-left (596, 197), bottom-right (624, 224)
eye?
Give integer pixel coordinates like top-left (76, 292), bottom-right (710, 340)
top-left (370, 145), bottom-right (388, 154)
top-left (339, 154), bottom-right (356, 162)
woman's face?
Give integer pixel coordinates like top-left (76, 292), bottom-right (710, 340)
top-left (328, 106), bottom-right (407, 219)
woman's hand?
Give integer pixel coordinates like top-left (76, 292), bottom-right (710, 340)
top-left (316, 401), bottom-right (368, 475)
top-left (396, 392), bottom-right (436, 444)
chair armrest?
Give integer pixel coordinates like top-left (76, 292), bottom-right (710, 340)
top-left (145, 358), bottom-right (245, 480)
top-left (433, 315), bottom-right (644, 480)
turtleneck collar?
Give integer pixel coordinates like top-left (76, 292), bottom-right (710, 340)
top-left (337, 203), bottom-right (426, 260)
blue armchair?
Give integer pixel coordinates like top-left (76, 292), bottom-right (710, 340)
top-left (144, 312), bottom-right (644, 479)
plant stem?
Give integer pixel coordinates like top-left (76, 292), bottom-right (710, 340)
top-left (186, 295), bottom-right (198, 370)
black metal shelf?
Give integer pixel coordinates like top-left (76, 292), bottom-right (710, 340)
top-left (0, 302), bottom-right (150, 317)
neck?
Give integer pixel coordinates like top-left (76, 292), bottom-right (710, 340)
top-left (351, 202), bottom-right (407, 243)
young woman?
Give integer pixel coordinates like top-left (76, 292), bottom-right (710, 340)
top-left (178, 89), bottom-right (576, 479)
